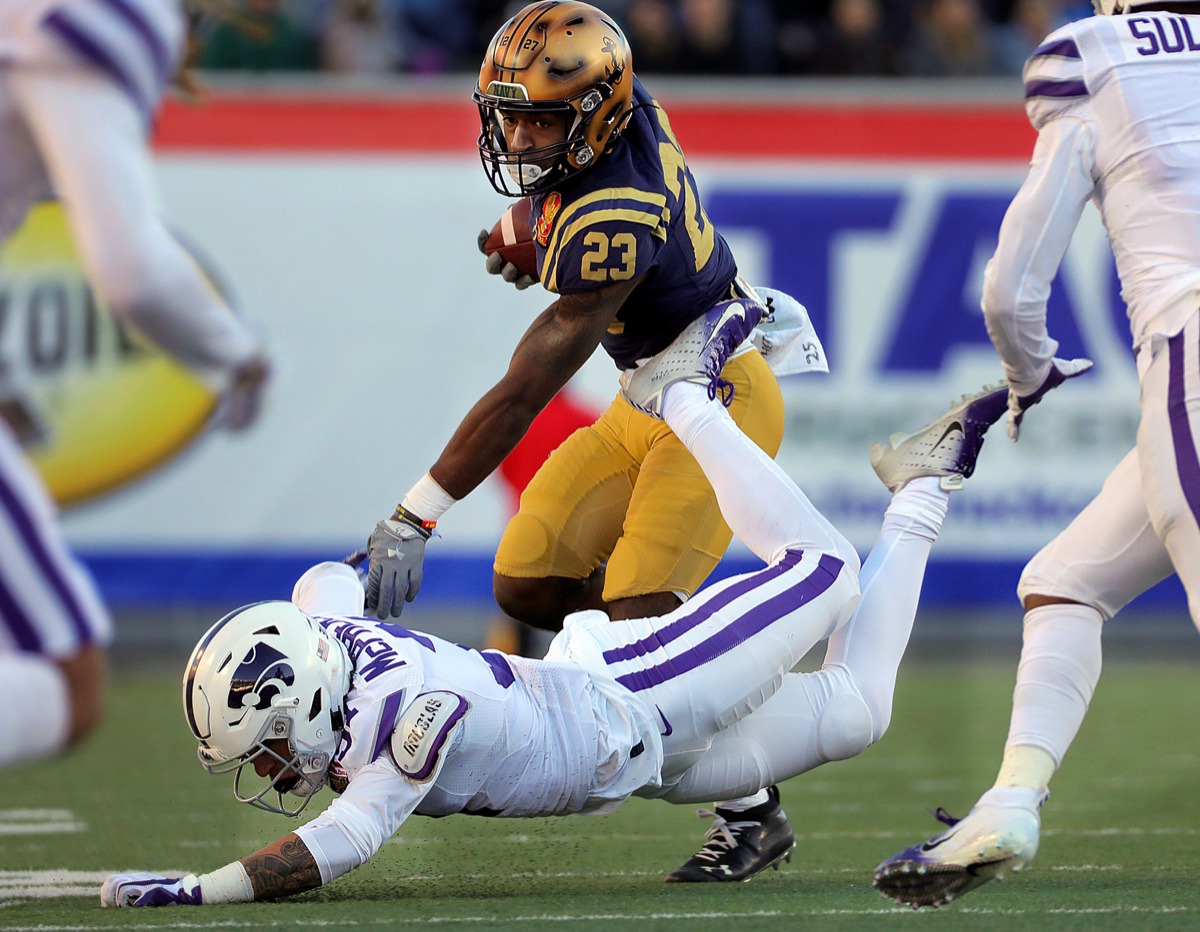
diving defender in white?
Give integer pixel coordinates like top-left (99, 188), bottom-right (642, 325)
top-left (100, 363), bottom-right (1010, 906)
top-left (0, 0), bottom-right (269, 771)
top-left (876, 0), bottom-right (1200, 909)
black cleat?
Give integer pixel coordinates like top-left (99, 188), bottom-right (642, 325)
top-left (666, 785), bottom-right (795, 883)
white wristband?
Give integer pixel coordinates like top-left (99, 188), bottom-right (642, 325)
top-left (401, 472), bottom-right (457, 523)
top-left (197, 861), bottom-right (253, 904)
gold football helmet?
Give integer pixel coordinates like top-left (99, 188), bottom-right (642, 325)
top-left (474, 1), bottom-right (634, 197)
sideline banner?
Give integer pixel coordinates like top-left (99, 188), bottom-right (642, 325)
top-left (11, 91), bottom-right (1175, 610)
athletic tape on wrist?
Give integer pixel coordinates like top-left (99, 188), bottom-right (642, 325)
top-left (197, 862), bottom-right (253, 904)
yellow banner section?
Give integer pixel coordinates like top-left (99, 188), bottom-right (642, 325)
top-left (0, 203), bottom-right (217, 507)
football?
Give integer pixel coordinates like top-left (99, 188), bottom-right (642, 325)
top-left (483, 196), bottom-right (539, 280)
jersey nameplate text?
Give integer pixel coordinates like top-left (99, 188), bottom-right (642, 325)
top-left (387, 691), bottom-right (469, 782)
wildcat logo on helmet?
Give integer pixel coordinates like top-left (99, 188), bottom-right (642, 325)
top-left (227, 643), bottom-right (296, 714)
top-left (535, 193), bottom-right (562, 247)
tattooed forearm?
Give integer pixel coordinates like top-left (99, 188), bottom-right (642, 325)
top-left (241, 833), bottom-right (322, 901)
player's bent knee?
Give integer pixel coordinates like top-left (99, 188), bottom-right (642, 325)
top-left (493, 572), bottom-right (601, 631)
top-left (816, 690), bottom-right (874, 762)
top-left (1022, 593), bottom-right (1086, 611)
top-left (1018, 555), bottom-right (1106, 617)
top-left (56, 646), bottom-right (107, 747)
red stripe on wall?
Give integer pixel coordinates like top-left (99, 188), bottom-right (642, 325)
top-left (154, 95), bottom-right (1036, 161)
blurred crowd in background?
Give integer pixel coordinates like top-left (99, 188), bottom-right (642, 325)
top-left (195, 0), bottom-right (1094, 78)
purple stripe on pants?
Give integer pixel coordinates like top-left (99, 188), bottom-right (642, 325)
top-left (614, 553), bottom-right (845, 693)
top-left (1166, 330), bottom-right (1200, 531)
top-left (0, 566), bottom-right (46, 653)
top-left (42, 10), bottom-right (149, 119)
top-left (0, 467), bottom-right (95, 647)
top-left (371, 690), bottom-right (408, 762)
top-left (602, 550), bottom-right (805, 664)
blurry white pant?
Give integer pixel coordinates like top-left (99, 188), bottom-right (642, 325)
top-left (1019, 312), bottom-right (1200, 627)
top-left (0, 1), bottom-right (259, 380)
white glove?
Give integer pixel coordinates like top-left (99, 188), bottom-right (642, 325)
top-left (1008, 357), bottom-right (1093, 441)
top-left (101, 872), bottom-right (202, 908)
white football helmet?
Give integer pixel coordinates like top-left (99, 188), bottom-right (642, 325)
top-left (183, 601), bottom-right (351, 817)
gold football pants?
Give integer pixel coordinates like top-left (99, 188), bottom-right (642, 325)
top-left (494, 349), bottom-right (785, 602)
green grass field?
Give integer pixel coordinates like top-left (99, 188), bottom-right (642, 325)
top-left (1, 658), bottom-right (1197, 930)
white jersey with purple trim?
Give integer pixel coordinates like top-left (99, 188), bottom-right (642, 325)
top-left (316, 615), bottom-right (658, 819)
top-left (0, 0), bottom-right (184, 119)
top-left (986, 12), bottom-right (1200, 392)
top-left (285, 545), bottom-right (857, 886)
top-left (285, 564), bottom-right (661, 885)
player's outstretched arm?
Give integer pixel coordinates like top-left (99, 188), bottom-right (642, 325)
top-left (100, 832), bottom-right (319, 908)
top-left (240, 832), bottom-right (323, 900)
top-left (981, 117), bottom-right (1096, 440)
top-left (364, 275), bottom-right (641, 618)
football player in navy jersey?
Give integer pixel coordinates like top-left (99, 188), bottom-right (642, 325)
top-left (363, 1), bottom-right (792, 881)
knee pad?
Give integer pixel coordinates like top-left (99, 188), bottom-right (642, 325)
top-left (1017, 551), bottom-right (1110, 619)
top-left (815, 689), bottom-right (874, 762)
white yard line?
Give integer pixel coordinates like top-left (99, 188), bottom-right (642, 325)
top-left (0, 810), bottom-right (86, 836)
top-left (0, 905), bottom-right (1195, 930)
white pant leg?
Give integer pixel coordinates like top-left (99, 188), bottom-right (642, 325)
top-left (582, 550), bottom-right (860, 791)
top-left (0, 422), bottom-right (111, 657)
top-left (1018, 448), bottom-right (1173, 618)
top-left (820, 478), bottom-right (948, 741)
top-left (660, 665), bottom-right (871, 804)
top-left (1135, 315), bottom-right (1200, 629)
top-left (7, 67), bottom-right (260, 381)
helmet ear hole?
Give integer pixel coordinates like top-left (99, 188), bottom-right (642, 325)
top-left (308, 690), bottom-right (322, 722)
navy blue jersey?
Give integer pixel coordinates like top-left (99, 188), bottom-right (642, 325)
top-left (529, 78), bottom-right (738, 370)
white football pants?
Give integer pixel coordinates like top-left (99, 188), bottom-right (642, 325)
top-left (556, 384), bottom-right (947, 802)
top-left (1019, 311), bottom-right (1200, 626)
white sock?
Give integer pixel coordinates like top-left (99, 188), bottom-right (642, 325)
top-left (0, 653), bottom-right (71, 768)
top-left (660, 382), bottom-right (855, 567)
top-left (1001, 603), bottom-right (1103, 782)
top-left (715, 789), bottom-right (770, 813)
top-left (821, 477), bottom-right (949, 741)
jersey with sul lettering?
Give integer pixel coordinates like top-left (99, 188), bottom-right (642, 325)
top-left (984, 12), bottom-right (1200, 391)
top-left (286, 566), bottom-right (660, 887)
top-left (529, 77), bottom-right (739, 370)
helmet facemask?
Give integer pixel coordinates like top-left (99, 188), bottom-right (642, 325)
top-left (474, 2), bottom-right (635, 198)
top-left (474, 85), bottom-right (616, 197)
top-left (197, 700), bottom-right (337, 818)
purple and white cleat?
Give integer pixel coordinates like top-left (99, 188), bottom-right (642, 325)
top-left (870, 382), bottom-right (1009, 492)
top-left (873, 788), bottom-right (1045, 909)
top-left (619, 299), bottom-right (764, 419)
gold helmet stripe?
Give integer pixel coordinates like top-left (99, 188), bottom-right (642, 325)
top-left (498, 0), bottom-right (558, 79)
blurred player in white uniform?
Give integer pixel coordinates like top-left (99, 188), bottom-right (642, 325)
top-left (0, 0), bottom-right (269, 770)
top-left (97, 362), bottom-right (1010, 906)
top-left (875, 0), bottom-right (1200, 909)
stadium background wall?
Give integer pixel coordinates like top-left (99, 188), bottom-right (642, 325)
top-left (33, 81), bottom-right (1188, 611)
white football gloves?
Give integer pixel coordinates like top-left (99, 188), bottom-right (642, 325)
top-left (101, 873), bottom-right (202, 908)
top-left (364, 506), bottom-right (436, 619)
top-left (1007, 356), bottom-right (1094, 441)
top-left (477, 229), bottom-right (537, 291)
